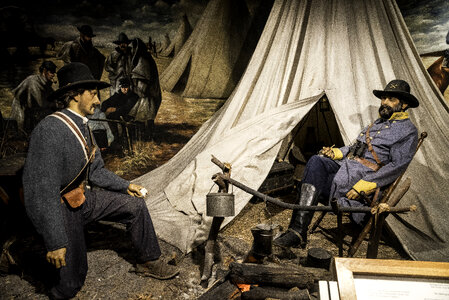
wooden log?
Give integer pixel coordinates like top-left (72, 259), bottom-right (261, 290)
top-left (198, 279), bottom-right (240, 300)
top-left (229, 262), bottom-right (315, 289)
top-left (241, 286), bottom-right (310, 300)
top-left (212, 169), bottom-right (414, 214)
top-left (201, 216), bottom-right (224, 282)
top-left (366, 211), bottom-right (387, 259)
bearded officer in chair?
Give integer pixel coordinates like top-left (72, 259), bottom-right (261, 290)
top-left (274, 79), bottom-right (419, 249)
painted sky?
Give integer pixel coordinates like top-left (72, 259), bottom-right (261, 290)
top-left (2, 0), bottom-right (448, 53)
top-left (399, 0), bottom-right (449, 53)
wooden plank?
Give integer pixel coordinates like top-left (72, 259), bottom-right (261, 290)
top-left (334, 258), bottom-right (449, 300)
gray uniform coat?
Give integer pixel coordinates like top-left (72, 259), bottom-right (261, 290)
top-left (23, 109), bottom-right (129, 251)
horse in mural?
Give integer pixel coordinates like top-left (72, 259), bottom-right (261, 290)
top-left (427, 55), bottom-right (449, 95)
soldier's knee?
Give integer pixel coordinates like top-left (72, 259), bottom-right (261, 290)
top-left (306, 155), bottom-right (326, 168)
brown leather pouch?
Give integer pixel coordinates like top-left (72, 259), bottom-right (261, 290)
top-left (61, 184), bottom-right (86, 208)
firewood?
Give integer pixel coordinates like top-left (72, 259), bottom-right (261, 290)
top-left (229, 262), bottom-right (315, 289)
top-left (241, 286), bottom-right (310, 300)
top-left (198, 279), bottom-right (240, 300)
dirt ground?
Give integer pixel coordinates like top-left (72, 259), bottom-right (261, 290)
top-left (0, 47), bottom-right (438, 300)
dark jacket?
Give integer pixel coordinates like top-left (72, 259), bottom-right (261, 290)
top-left (101, 90), bottom-right (139, 120)
top-left (57, 38), bottom-right (105, 80)
top-left (23, 109), bottom-right (129, 251)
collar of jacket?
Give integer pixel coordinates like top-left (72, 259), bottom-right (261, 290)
top-left (389, 111), bottom-right (409, 120)
top-left (37, 73), bottom-right (51, 86)
top-left (65, 108), bottom-right (89, 124)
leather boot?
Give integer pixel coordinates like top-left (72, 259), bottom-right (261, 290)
top-left (273, 183), bottom-right (319, 248)
top-left (135, 257), bottom-right (179, 280)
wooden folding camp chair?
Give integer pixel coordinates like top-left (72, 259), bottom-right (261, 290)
top-left (308, 132), bottom-right (427, 258)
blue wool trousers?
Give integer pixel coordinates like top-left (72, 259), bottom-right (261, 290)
top-left (300, 155), bottom-right (369, 224)
top-left (300, 155), bottom-right (340, 202)
top-left (50, 189), bottom-right (161, 299)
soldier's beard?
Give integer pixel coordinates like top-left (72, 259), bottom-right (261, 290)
top-left (379, 103), bottom-right (403, 119)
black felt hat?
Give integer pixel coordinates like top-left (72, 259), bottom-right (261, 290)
top-left (118, 77), bottom-right (131, 87)
top-left (373, 79), bottom-right (419, 108)
top-left (77, 25), bottom-right (96, 37)
top-left (48, 63), bottom-right (110, 101)
top-left (40, 61), bottom-right (57, 73)
top-left (113, 32), bottom-right (131, 45)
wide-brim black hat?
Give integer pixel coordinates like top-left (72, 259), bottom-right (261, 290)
top-left (48, 63), bottom-right (110, 101)
top-left (113, 32), bottom-right (131, 45)
top-left (77, 25), bottom-right (96, 37)
top-left (373, 79), bottom-right (419, 108)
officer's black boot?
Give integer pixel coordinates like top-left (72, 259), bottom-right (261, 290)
top-left (273, 183), bottom-right (319, 248)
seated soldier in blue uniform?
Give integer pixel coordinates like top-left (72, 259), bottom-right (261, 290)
top-left (274, 79), bottom-right (419, 248)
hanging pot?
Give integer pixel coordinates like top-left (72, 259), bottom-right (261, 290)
top-left (251, 223), bottom-right (274, 256)
top-left (206, 192), bottom-right (235, 217)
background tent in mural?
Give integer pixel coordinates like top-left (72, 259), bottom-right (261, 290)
top-left (135, 0), bottom-right (449, 262)
top-left (160, 0), bottom-right (272, 99)
top-left (159, 14), bottom-right (192, 58)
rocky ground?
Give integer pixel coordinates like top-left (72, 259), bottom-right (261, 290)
top-left (0, 47), bottom-right (441, 300)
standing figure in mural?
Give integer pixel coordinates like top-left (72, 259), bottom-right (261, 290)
top-left (443, 29), bottom-right (449, 68)
top-left (105, 32), bottom-right (133, 95)
top-left (101, 77), bottom-right (139, 150)
top-left (128, 38), bottom-right (162, 141)
top-left (22, 63), bottom-right (178, 299)
top-left (57, 25), bottom-right (105, 80)
top-left (274, 80), bottom-right (419, 249)
top-left (10, 61), bottom-right (57, 133)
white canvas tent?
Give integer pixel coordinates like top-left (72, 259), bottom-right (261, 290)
top-left (160, 0), bottom-right (252, 99)
top-left (159, 14), bottom-right (192, 58)
top-left (135, 0), bottom-right (449, 261)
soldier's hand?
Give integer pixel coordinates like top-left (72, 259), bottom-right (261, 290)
top-left (346, 189), bottom-right (360, 200)
top-left (46, 248), bottom-right (67, 269)
top-left (105, 107), bottom-right (117, 115)
top-left (127, 183), bottom-right (145, 198)
top-left (320, 147), bottom-right (335, 159)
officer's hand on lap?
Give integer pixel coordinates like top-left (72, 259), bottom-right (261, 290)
top-left (320, 147), bottom-right (335, 159)
top-left (47, 247), bottom-right (67, 268)
top-left (346, 189), bottom-right (360, 200)
top-left (127, 183), bottom-right (145, 198)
